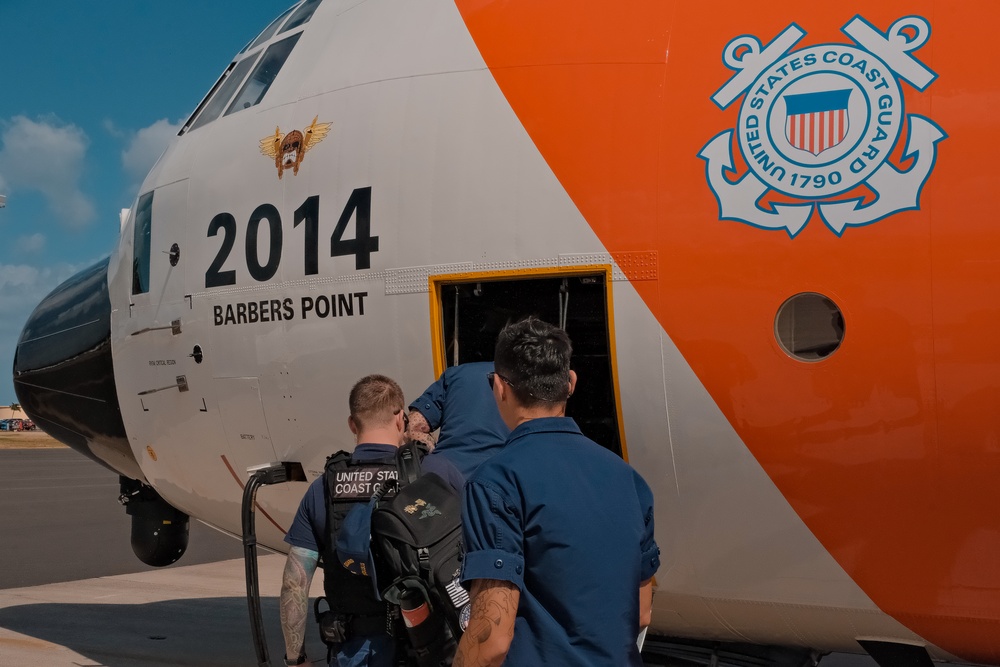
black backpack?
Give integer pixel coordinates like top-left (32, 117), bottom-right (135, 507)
top-left (373, 443), bottom-right (468, 642)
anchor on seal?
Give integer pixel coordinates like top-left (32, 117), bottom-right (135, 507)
top-left (698, 15), bottom-right (946, 236)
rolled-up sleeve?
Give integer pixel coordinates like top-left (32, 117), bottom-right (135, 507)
top-left (409, 373), bottom-right (446, 430)
top-left (636, 474), bottom-right (661, 581)
top-left (461, 479), bottom-right (525, 590)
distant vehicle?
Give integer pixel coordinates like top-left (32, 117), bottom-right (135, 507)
top-left (20, 419), bottom-right (35, 431)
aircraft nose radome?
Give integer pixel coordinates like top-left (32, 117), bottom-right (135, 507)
top-left (13, 259), bottom-right (138, 478)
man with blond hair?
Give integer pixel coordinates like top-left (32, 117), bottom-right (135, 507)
top-left (280, 374), bottom-right (462, 667)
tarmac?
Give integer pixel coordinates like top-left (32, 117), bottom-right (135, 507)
top-left (0, 554), bottom-right (328, 666)
top-left (0, 447), bottom-right (325, 666)
top-left (0, 449), bottom-right (880, 667)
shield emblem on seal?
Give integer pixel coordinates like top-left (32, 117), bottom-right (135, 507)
top-left (784, 89), bottom-right (851, 156)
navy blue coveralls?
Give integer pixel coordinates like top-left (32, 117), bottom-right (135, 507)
top-left (409, 361), bottom-right (510, 478)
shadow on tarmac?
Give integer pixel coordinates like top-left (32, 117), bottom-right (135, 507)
top-left (0, 596), bottom-right (327, 666)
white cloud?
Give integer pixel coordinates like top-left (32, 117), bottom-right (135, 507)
top-left (15, 233), bottom-right (45, 254)
top-left (122, 118), bottom-right (181, 188)
top-left (0, 261), bottom-right (90, 402)
top-left (0, 262), bottom-right (88, 356)
top-left (0, 116), bottom-right (96, 228)
top-left (0, 261), bottom-right (95, 333)
top-left (0, 262), bottom-right (79, 311)
top-left (102, 118), bottom-right (125, 139)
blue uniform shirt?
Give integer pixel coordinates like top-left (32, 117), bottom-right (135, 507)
top-left (461, 417), bottom-right (660, 666)
top-left (409, 361), bottom-right (510, 478)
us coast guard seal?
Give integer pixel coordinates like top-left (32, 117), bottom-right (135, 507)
top-left (698, 15), bottom-right (946, 236)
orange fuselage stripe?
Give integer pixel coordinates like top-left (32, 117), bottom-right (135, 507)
top-left (456, 0), bottom-right (1000, 660)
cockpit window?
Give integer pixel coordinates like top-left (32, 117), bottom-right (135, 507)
top-left (188, 55), bottom-right (261, 132)
top-left (279, 0), bottom-right (323, 34)
top-left (180, 2), bottom-right (316, 135)
top-left (180, 66), bottom-right (229, 135)
top-left (242, 5), bottom-right (296, 54)
top-left (225, 33), bottom-right (302, 116)
top-left (132, 192), bottom-right (153, 296)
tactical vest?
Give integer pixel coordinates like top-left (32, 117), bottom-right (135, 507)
top-left (321, 450), bottom-right (399, 622)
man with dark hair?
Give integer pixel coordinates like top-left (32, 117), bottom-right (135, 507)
top-left (406, 361), bottom-right (510, 477)
top-left (456, 317), bottom-right (660, 666)
top-left (280, 374), bottom-right (463, 667)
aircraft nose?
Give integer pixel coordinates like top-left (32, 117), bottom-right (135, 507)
top-left (13, 259), bottom-right (139, 478)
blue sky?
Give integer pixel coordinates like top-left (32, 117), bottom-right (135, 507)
top-left (0, 0), bottom-right (289, 403)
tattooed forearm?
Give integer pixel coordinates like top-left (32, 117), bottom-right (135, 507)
top-left (279, 546), bottom-right (319, 659)
top-left (455, 579), bottom-right (520, 667)
top-left (406, 410), bottom-right (437, 448)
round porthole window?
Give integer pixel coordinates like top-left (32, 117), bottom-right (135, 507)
top-left (774, 293), bottom-right (845, 361)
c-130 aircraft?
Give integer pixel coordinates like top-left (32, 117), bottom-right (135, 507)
top-left (13, 0), bottom-right (1000, 665)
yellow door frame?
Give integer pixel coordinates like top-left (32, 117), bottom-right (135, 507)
top-left (425, 264), bottom-right (631, 462)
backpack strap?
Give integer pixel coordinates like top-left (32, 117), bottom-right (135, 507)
top-left (394, 440), bottom-right (427, 487)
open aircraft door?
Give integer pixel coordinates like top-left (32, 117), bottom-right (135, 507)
top-left (428, 265), bottom-right (628, 459)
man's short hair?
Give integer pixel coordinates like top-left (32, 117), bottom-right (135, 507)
top-left (494, 317), bottom-right (573, 407)
top-left (349, 374), bottom-right (405, 429)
